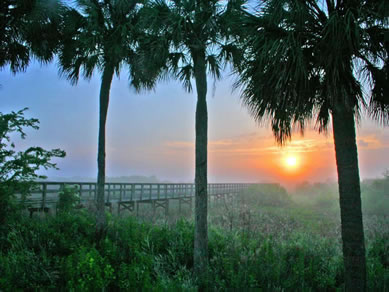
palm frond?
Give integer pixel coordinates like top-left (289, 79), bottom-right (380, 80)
top-left (206, 54), bottom-right (221, 80)
top-left (233, 0), bottom-right (388, 145)
top-left (177, 64), bottom-right (193, 92)
top-left (368, 62), bottom-right (389, 126)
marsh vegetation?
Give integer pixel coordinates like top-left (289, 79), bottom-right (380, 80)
top-left (0, 180), bottom-right (387, 290)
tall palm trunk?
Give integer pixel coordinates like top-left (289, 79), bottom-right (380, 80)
top-left (193, 49), bottom-right (208, 286)
top-left (332, 106), bottom-right (366, 291)
top-left (96, 64), bottom-right (114, 239)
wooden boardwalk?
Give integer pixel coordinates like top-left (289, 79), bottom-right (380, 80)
top-left (21, 182), bottom-right (254, 216)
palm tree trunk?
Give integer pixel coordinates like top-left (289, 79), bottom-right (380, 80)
top-left (193, 50), bottom-right (208, 286)
top-left (96, 64), bottom-right (114, 240)
top-left (332, 106), bottom-right (366, 291)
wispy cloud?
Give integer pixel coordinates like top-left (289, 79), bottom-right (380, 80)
top-left (163, 131), bottom-right (334, 157)
top-left (357, 134), bottom-right (389, 150)
top-left (156, 128), bottom-right (388, 184)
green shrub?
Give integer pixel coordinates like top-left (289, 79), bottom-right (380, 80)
top-left (280, 233), bottom-right (341, 289)
top-left (366, 234), bottom-right (389, 290)
top-left (115, 251), bottom-right (154, 289)
top-left (0, 109), bottom-right (65, 225)
top-left (57, 185), bottom-right (80, 212)
top-left (63, 247), bottom-right (115, 290)
top-left (0, 249), bottom-right (60, 289)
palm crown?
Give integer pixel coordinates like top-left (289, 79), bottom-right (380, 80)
top-left (0, 0), bottom-right (65, 73)
top-left (235, 0), bottom-right (388, 144)
top-left (141, 0), bottom-right (238, 90)
top-left (58, 0), bottom-right (155, 88)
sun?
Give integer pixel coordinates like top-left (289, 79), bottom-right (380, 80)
top-left (284, 155), bottom-right (298, 169)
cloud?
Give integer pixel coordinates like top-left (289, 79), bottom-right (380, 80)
top-left (358, 139), bottom-right (369, 147)
top-left (357, 134), bottom-right (388, 150)
top-left (146, 127), bottom-right (388, 184)
top-left (163, 131), bottom-right (334, 158)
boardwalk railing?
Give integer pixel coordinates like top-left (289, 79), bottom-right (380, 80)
top-left (19, 182), bottom-right (254, 215)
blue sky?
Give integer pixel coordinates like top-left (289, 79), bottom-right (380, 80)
top-left (1, 59), bottom-right (388, 185)
top-left (1, 60), bottom-right (260, 181)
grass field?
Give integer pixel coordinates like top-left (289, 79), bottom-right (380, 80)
top-left (0, 178), bottom-right (388, 290)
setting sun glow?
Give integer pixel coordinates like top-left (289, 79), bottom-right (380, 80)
top-left (285, 156), bottom-right (298, 169)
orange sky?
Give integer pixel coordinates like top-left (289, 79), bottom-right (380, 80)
top-left (150, 119), bottom-right (389, 188)
top-left (1, 62), bottom-right (388, 187)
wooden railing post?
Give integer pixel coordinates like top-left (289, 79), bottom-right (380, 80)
top-left (106, 183), bottom-right (110, 203)
top-left (41, 183), bottom-right (47, 210)
top-left (78, 183), bottom-right (82, 203)
top-left (131, 184), bottom-right (135, 201)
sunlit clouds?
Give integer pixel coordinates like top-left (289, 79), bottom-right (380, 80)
top-left (1, 62), bottom-right (388, 186)
top-left (155, 127), bottom-right (388, 187)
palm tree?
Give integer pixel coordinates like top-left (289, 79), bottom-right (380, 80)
top-left (233, 1), bottom-right (388, 290)
top-left (140, 0), bottom-right (239, 285)
top-left (58, 0), bottom-right (159, 238)
top-left (0, 0), bottom-right (64, 73)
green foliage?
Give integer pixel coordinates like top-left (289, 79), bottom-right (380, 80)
top-left (58, 0), bottom-right (159, 89)
top-left (366, 233), bottom-right (389, 290)
top-left (0, 0), bottom-right (65, 73)
top-left (233, 0), bottom-right (388, 142)
top-left (64, 247), bottom-right (115, 290)
top-left (207, 230), bottom-right (343, 290)
top-left (0, 108), bottom-right (65, 224)
top-left (57, 185), bottom-right (80, 212)
top-left (139, 0), bottom-right (231, 92)
top-left (0, 211), bottom-right (387, 290)
top-left (0, 248), bottom-right (59, 289)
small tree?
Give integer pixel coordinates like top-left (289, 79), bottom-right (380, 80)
top-left (0, 108), bottom-right (65, 224)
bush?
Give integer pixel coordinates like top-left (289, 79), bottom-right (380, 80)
top-left (57, 185), bottom-right (80, 212)
top-left (0, 108), bottom-right (65, 224)
top-left (239, 184), bottom-right (291, 207)
top-left (0, 248), bottom-right (59, 289)
top-left (63, 247), bottom-right (115, 290)
top-left (366, 233), bottom-right (389, 290)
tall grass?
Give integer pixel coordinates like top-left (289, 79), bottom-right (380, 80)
top-left (0, 177), bottom-right (387, 290)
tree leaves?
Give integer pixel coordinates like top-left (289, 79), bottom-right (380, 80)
top-left (0, 109), bottom-right (65, 224)
top-left (0, 0), bottom-right (66, 73)
top-left (0, 108), bottom-right (65, 185)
